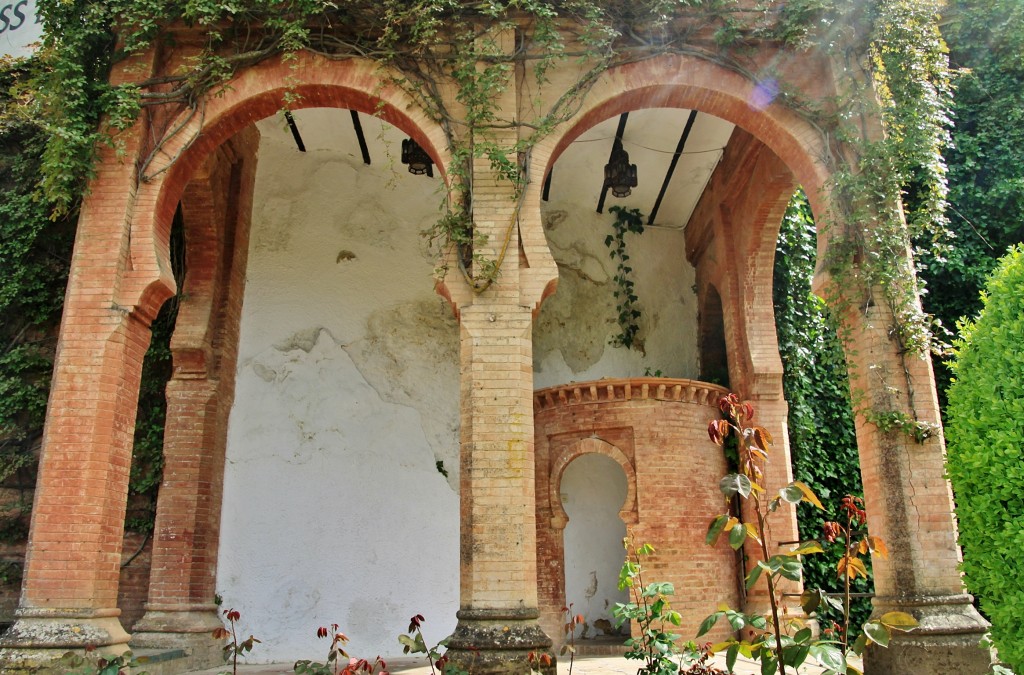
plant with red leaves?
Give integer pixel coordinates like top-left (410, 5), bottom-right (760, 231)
top-left (296, 623), bottom-right (388, 675)
top-left (701, 395), bottom-right (828, 674)
top-left (556, 604), bottom-right (584, 675)
top-left (527, 650), bottom-right (555, 673)
top-left (397, 614), bottom-right (468, 675)
top-left (211, 607), bottom-right (260, 675)
top-left (680, 643), bottom-right (727, 675)
top-left (802, 494), bottom-right (914, 661)
top-left (702, 396), bottom-right (917, 674)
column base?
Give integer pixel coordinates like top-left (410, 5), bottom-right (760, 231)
top-left (864, 594), bottom-right (992, 675)
top-left (0, 608), bottom-right (130, 673)
top-left (131, 604), bottom-right (224, 669)
top-left (446, 608), bottom-right (556, 675)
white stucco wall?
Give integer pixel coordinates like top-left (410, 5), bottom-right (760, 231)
top-left (218, 107), bottom-right (725, 662)
top-left (561, 454), bottom-right (628, 639)
top-left (219, 109), bottom-right (461, 662)
top-left (534, 109), bottom-right (729, 387)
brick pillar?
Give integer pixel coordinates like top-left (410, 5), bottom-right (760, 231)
top-left (443, 94), bottom-right (555, 668)
top-left (0, 100), bottom-right (165, 667)
top-left (835, 289), bottom-right (990, 674)
top-left (132, 131), bottom-right (258, 667)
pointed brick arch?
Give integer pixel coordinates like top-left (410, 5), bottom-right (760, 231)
top-left (119, 51), bottom-right (453, 319)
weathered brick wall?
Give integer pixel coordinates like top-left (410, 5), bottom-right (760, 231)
top-left (117, 532), bottom-right (153, 631)
top-left (534, 378), bottom-right (738, 647)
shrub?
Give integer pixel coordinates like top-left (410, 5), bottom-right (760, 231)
top-left (946, 244), bottom-right (1024, 671)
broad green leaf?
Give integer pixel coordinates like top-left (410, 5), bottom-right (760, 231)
top-left (697, 612), bottom-right (723, 637)
top-left (800, 589), bottom-right (821, 614)
top-left (745, 564), bottom-right (764, 590)
top-left (779, 559), bottom-right (802, 581)
top-left (779, 484), bottom-right (803, 504)
top-left (729, 523), bottom-right (747, 550)
top-left (726, 643), bottom-right (739, 673)
top-left (813, 644), bottom-right (845, 672)
top-left (760, 656), bottom-right (778, 675)
top-left (720, 473), bottom-right (753, 499)
top-left (726, 610), bottom-right (746, 631)
top-left (863, 620), bottom-right (891, 647)
top-left (707, 514), bottom-right (730, 545)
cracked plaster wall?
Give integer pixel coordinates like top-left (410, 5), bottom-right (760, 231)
top-left (535, 205), bottom-right (699, 388)
top-left (219, 108), bottom-right (700, 661)
top-left (220, 109), bottom-right (460, 661)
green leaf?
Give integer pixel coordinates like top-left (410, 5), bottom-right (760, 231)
top-left (745, 564), bottom-right (764, 590)
top-left (779, 484), bottom-right (803, 503)
top-left (726, 610), bottom-right (746, 631)
top-left (729, 523), bottom-right (747, 550)
top-left (697, 612), bottom-right (724, 637)
top-left (726, 643), bottom-right (739, 673)
top-left (863, 620), bottom-right (891, 647)
top-left (720, 473), bottom-right (752, 499)
top-left (707, 514), bottom-right (730, 545)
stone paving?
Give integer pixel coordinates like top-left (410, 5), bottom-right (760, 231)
top-left (188, 652), bottom-right (848, 674)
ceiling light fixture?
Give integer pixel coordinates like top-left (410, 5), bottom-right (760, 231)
top-left (401, 138), bottom-right (434, 177)
top-left (603, 144), bottom-right (637, 198)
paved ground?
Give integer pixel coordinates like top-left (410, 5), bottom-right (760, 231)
top-left (188, 652), bottom-right (848, 674)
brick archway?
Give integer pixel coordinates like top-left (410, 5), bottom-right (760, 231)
top-left (548, 437), bottom-right (638, 530)
top-left (0, 50), bottom-right (455, 663)
top-left (517, 52), bottom-right (836, 309)
top-left (120, 51), bottom-right (452, 321)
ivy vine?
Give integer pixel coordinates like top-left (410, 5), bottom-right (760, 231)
top-left (0, 0), bottom-right (966, 556)
top-left (605, 205), bottom-right (645, 352)
top-left (4, 0), bottom-right (955, 319)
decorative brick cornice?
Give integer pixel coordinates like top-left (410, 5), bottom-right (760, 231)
top-left (533, 377), bottom-right (729, 411)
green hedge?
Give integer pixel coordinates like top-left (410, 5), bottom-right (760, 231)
top-left (946, 245), bottom-right (1024, 671)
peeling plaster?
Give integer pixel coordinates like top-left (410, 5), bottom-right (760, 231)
top-left (345, 299), bottom-right (460, 492)
top-left (222, 328), bottom-right (459, 660)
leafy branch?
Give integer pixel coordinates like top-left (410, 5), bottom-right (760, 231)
top-left (605, 205), bottom-right (645, 351)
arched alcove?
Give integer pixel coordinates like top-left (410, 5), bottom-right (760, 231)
top-left (699, 284), bottom-right (728, 387)
top-left (560, 453), bottom-right (629, 642)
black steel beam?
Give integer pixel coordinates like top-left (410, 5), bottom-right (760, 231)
top-left (648, 110), bottom-right (698, 225)
top-left (284, 111), bottom-right (306, 153)
top-left (350, 110), bottom-right (372, 165)
top-left (596, 112), bottom-right (630, 214)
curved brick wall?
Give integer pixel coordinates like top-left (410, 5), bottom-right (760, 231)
top-left (534, 378), bottom-right (739, 647)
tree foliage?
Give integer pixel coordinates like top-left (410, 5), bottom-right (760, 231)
top-left (946, 246), bottom-right (1024, 672)
top-left (0, 64), bottom-right (76, 543)
top-left (773, 192), bottom-right (870, 626)
top-left (920, 0), bottom-right (1024, 403)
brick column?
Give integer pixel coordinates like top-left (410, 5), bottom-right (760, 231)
top-left (443, 100), bottom-right (555, 669)
top-left (446, 306), bottom-right (554, 673)
top-left (0, 124), bottom-right (161, 667)
top-left (836, 290), bottom-right (990, 674)
top-left (132, 131), bottom-right (257, 667)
